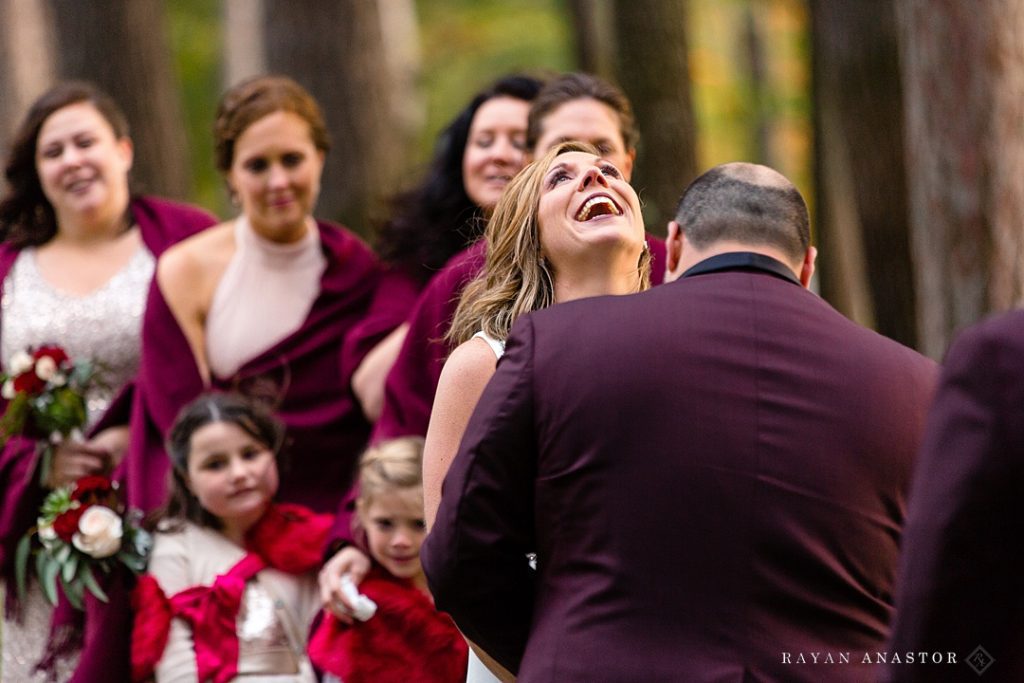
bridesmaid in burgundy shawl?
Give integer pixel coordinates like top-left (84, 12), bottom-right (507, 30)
top-left (122, 76), bottom-right (379, 517)
top-left (0, 82), bottom-right (215, 682)
top-left (342, 74), bottom-right (543, 423)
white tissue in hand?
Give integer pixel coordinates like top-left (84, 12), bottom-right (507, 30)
top-left (340, 574), bottom-right (377, 621)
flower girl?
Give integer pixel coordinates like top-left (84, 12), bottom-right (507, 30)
top-left (309, 437), bottom-right (467, 683)
top-left (131, 393), bottom-right (330, 682)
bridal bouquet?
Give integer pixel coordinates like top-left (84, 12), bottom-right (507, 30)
top-left (0, 344), bottom-right (99, 484)
top-left (15, 475), bottom-right (152, 609)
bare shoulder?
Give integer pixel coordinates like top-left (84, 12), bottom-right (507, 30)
top-left (157, 221), bottom-right (234, 290)
top-left (440, 337), bottom-right (500, 391)
top-left (156, 221), bottom-right (236, 319)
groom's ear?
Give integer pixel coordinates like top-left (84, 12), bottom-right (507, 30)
top-left (665, 221), bottom-right (685, 282)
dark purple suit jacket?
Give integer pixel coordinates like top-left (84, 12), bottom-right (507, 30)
top-left (885, 310), bottom-right (1024, 682)
top-left (423, 253), bottom-right (937, 683)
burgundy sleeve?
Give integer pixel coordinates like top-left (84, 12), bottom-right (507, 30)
top-left (373, 245), bottom-right (484, 441)
top-left (339, 266), bottom-right (421, 387)
top-left (885, 317), bottom-right (1024, 682)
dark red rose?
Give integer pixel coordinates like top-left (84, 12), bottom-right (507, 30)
top-left (12, 370), bottom-right (45, 395)
top-left (32, 346), bottom-right (70, 366)
top-left (71, 475), bottom-right (114, 502)
top-left (53, 504), bottom-right (89, 542)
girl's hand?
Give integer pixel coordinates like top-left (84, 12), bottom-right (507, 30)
top-left (319, 546), bottom-right (371, 625)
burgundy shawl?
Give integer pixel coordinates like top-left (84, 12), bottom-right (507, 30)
top-left (0, 196), bottom-right (216, 682)
top-left (373, 235), bottom-right (668, 441)
top-left (121, 219), bottom-right (379, 515)
top-left (339, 265), bottom-right (421, 384)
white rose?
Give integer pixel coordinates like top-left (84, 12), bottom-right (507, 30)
top-left (1, 380), bottom-right (14, 400)
top-left (34, 356), bottom-right (57, 381)
top-left (9, 350), bottom-right (33, 375)
top-left (50, 372), bottom-right (67, 387)
top-left (72, 506), bottom-right (123, 559)
top-left (37, 519), bottom-right (59, 550)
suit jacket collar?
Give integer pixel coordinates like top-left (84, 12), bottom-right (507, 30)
top-left (681, 251), bottom-right (801, 286)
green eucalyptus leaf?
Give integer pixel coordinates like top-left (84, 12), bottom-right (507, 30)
top-left (38, 444), bottom-right (55, 490)
top-left (61, 552), bottom-right (79, 583)
top-left (118, 552), bottom-right (146, 574)
top-left (40, 557), bottom-right (59, 606)
top-left (60, 573), bottom-right (83, 610)
top-left (55, 544), bottom-right (71, 564)
top-left (0, 392), bottom-right (30, 443)
top-left (35, 547), bottom-right (48, 582)
top-left (80, 564), bottom-right (109, 603)
top-left (14, 534), bottom-right (32, 600)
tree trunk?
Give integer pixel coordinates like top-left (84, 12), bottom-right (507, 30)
top-left (223, 0), bottom-right (267, 87)
top-left (263, 0), bottom-right (409, 236)
top-left (743, 4), bottom-right (771, 166)
top-left (49, 0), bottom-right (191, 200)
top-left (610, 0), bottom-right (698, 233)
top-left (0, 0), bottom-right (56, 148)
top-left (566, 0), bottom-right (616, 81)
top-left (898, 0), bottom-right (1024, 358)
top-left (810, 0), bottom-right (916, 348)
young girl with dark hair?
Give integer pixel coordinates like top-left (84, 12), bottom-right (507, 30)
top-left (131, 392), bottom-right (330, 682)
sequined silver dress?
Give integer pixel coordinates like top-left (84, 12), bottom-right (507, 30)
top-left (0, 244), bottom-right (154, 682)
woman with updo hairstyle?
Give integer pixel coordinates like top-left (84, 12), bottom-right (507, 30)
top-left (344, 74), bottom-right (542, 422)
top-left (0, 81), bottom-right (216, 682)
top-left (121, 75), bottom-right (379, 521)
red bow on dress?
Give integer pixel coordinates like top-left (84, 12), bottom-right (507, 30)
top-left (131, 503), bottom-right (332, 683)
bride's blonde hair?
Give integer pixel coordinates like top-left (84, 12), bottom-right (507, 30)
top-left (448, 141), bottom-right (651, 345)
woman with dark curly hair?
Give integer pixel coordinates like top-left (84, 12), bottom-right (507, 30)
top-left (344, 74), bottom-right (543, 421)
top-left (0, 81), bottom-right (215, 682)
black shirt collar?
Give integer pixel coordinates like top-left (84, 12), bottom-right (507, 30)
top-left (681, 251), bottom-right (802, 286)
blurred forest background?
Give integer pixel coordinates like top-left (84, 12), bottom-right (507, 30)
top-left (0, 0), bottom-right (1021, 359)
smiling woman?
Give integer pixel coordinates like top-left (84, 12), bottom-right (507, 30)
top-left (421, 141), bottom-right (649, 683)
top-left (445, 141), bottom-right (649, 348)
top-left (344, 74), bottom-right (542, 423)
top-left (0, 81), bottom-right (217, 682)
top-left (120, 76), bottom-right (380, 521)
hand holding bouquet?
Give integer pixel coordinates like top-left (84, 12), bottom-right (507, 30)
top-left (0, 345), bottom-right (100, 485)
top-left (15, 475), bottom-right (151, 609)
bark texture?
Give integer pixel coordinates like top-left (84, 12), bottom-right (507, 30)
top-left (49, 0), bottom-right (191, 199)
top-left (811, 0), bottom-right (916, 347)
top-left (610, 0), bottom-right (698, 232)
top-left (263, 0), bottom-right (408, 236)
top-left (898, 0), bottom-right (1024, 358)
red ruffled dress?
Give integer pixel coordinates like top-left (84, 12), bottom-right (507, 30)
top-left (308, 565), bottom-right (468, 683)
